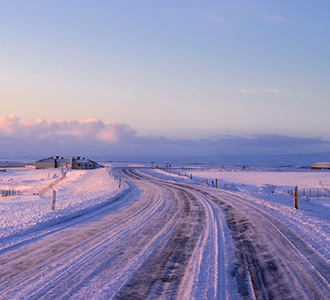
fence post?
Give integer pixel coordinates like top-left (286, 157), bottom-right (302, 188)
top-left (216, 179), bottom-right (218, 188)
top-left (51, 190), bottom-right (56, 210)
top-left (294, 186), bottom-right (298, 209)
top-left (119, 178), bottom-right (121, 188)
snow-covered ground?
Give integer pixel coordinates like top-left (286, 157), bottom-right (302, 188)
top-left (0, 166), bottom-right (128, 250)
top-left (2, 164), bottom-right (330, 261)
top-left (141, 166), bottom-right (330, 264)
top-left (2, 162), bottom-right (330, 298)
top-left (189, 166), bottom-right (330, 188)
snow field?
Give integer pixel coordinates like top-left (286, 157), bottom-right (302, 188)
top-left (141, 166), bottom-right (330, 263)
top-left (190, 168), bottom-right (330, 188)
top-left (0, 167), bottom-right (66, 194)
top-left (1, 164), bottom-right (330, 298)
top-left (0, 166), bottom-right (128, 250)
top-left (139, 167), bottom-right (330, 297)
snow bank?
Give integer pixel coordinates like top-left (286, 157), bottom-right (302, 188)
top-left (141, 166), bottom-right (330, 262)
top-left (0, 166), bottom-right (128, 250)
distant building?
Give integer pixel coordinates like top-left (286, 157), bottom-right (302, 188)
top-left (35, 156), bottom-right (103, 170)
top-left (311, 162), bottom-right (330, 170)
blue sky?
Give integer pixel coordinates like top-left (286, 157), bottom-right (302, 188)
top-left (1, 1), bottom-right (330, 156)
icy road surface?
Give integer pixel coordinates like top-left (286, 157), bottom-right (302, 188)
top-left (1, 168), bottom-right (330, 299)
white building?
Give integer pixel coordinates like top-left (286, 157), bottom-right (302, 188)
top-left (35, 156), bottom-right (103, 170)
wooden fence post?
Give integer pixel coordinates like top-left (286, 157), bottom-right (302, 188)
top-left (52, 190), bottom-right (56, 210)
top-left (119, 178), bottom-right (121, 188)
top-left (216, 179), bottom-right (218, 188)
top-left (294, 186), bottom-right (298, 209)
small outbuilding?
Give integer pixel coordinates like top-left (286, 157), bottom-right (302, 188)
top-left (311, 162), bottom-right (330, 170)
top-left (36, 156), bottom-right (103, 170)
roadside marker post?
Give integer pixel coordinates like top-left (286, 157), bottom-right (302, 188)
top-left (52, 190), bottom-right (56, 211)
top-left (294, 186), bottom-right (298, 209)
top-left (119, 178), bottom-right (121, 188)
top-left (216, 179), bottom-right (218, 188)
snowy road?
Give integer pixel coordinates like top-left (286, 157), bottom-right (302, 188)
top-left (1, 168), bottom-right (330, 299)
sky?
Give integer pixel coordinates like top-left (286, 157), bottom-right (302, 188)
top-left (1, 0), bottom-right (330, 157)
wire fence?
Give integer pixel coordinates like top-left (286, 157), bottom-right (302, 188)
top-left (298, 188), bottom-right (330, 198)
top-left (1, 189), bottom-right (23, 197)
top-left (1, 172), bottom-right (67, 198)
top-left (38, 174), bottom-right (67, 196)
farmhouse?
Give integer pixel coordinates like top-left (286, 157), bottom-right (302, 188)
top-left (35, 156), bottom-right (103, 170)
top-left (311, 162), bottom-right (330, 170)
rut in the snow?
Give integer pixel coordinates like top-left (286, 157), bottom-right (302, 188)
top-left (116, 189), bottom-right (205, 299)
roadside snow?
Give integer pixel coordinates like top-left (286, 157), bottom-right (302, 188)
top-left (0, 166), bottom-right (128, 250)
top-left (141, 166), bottom-right (330, 263)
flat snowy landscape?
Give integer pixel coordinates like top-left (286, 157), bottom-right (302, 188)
top-left (3, 1), bottom-right (330, 299)
top-left (1, 162), bottom-right (330, 299)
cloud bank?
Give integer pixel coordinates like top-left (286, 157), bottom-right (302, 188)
top-left (1, 115), bottom-right (329, 158)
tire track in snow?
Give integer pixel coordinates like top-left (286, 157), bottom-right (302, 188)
top-left (0, 175), bottom-right (179, 299)
top-left (138, 168), bottom-right (330, 299)
top-left (115, 171), bottom-right (207, 299)
top-left (177, 191), bottom-right (229, 300)
top-left (123, 169), bottom-right (231, 300)
top-left (1, 168), bottom-right (227, 299)
top-left (193, 187), bottom-right (330, 299)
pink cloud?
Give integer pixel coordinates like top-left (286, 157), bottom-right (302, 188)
top-left (0, 115), bottom-right (136, 143)
top-left (0, 115), bottom-right (329, 157)
top-left (0, 115), bottom-right (140, 156)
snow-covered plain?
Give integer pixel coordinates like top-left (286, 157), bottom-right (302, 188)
top-left (2, 164), bottom-right (329, 258)
top-left (1, 162), bottom-right (330, 298)
top-left (142, 165), bottom-right (330, 262)
top-left (0, 166), bottom-right (128, 250)
top-left (190, 166), bottom-right (330, 188)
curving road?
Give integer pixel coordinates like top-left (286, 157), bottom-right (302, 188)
top-left (0, 168), bottom-right (330, 299)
